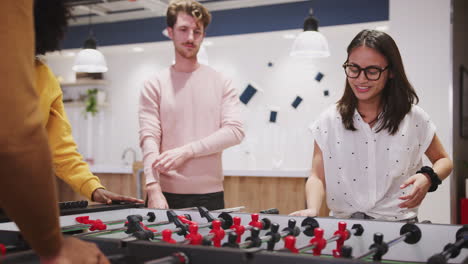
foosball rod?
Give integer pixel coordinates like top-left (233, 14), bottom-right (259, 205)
top-left (196, 215), bottom-right (272, 245)
top-left (0, 244), bottom-right (19, 256)
top-left (354, 223), bottom-right (421, 261)
top-left (153, 212), bottom-right (273, 247)
top-left (121, 208), bottom-right (235, 242)
top-left (64, 212), bottom-right (156, 233)
top-left (190, 207), bottom-right (271, 241)
top-left (238, 217), bottom-right (328, 250)
top-left (73, 212), bottom-right (168, 237)
top-left (238, 218), bottom-right (310, 249)
top-left (298, 221), bottom-right (364, 254)
top-left (68, 206), bottom-right (243, 235)
top-left (176, 206), bottom-right (245, 213)
top-left (427, 225), bottom-right (468, 264)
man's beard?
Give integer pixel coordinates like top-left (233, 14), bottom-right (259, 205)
top-left (175, 43), bottom-right (200, 59)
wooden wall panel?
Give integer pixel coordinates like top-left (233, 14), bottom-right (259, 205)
top-left (224, 176), bottom-right (307, 215)
top-left (56, 167), bottom-right (329, 217)
top-left (224, 176), bottom-right (329, 216)
top-left (57, 173), bottom-right (135, 202)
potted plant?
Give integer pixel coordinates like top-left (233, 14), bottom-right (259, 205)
top-left (84, 88), bottom-right (99, 116)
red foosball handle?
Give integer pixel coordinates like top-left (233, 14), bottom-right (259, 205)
top-left (0, 243), bottom-right (6, 256)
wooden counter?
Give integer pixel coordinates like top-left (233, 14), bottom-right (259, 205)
top-left (57, 173), bottom-right (135, 201)
top-left (57, 163), bottom-right (329, 216)
top-left (223, 176), bottom-right (307, 214)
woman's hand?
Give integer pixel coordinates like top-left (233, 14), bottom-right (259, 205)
top-left (398, 173), bottom-right (431, 208)
top-left (289, 208), bottom-right (318, 217)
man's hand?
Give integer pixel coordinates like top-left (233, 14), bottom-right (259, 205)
top-left (146, 183), bottom-right (169, 209)
top-left (92, 188), bottom-right (144, 204)
top-left (398, 173), bottom-right (431, 209)
top-left (153, 145), bottom-right (194, 173)
top-left (289, 208), bottom-right (318, 217)
top-left (40, 237), bottom-right (109, 264)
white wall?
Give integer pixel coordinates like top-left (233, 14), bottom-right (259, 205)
top-left (46, 21), bottom-right (386, 171)
top-left (46, 0), bottom-right (454, 223)
top-left (389, 0), bottom-right (452, 223)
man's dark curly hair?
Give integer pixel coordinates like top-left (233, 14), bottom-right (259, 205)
top-left (34, 0), bottom-right (71, 55)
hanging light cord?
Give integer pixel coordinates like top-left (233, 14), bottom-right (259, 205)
top-left (83, 4), bottom-right (97, 49)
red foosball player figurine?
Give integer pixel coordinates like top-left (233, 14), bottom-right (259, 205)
top-left (310, 228), bottom-right (327, 256)
top-left (249, 214), bottom-right (263, 229)
top-left (185, 224), bottom-right (203, 245)
top-left (139, 221), bottom-right (157, 233)
top-left (230, 217), bottom-right (245, 243)
top-left (162, 229), bottom-right (177, 244)
top-left (178, 215), bottom-right (197, 226)
top-left (332, 221), bottom-right (350, 257)
top-left (284, 235), bottom-right (299, 253)
top-left (75, 216), bottom-right (107, 231)
top-left (209, 220), bottom-right (225, 247)
top-left (0, 244), bottom-right (6, 256)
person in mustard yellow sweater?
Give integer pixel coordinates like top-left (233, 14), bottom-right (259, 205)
top-left (34, 0), bottom-right (143, 204)
top-left (35, 60), bottom-right (143, 203)
top-left (1, 1), bottom-right (108, 263)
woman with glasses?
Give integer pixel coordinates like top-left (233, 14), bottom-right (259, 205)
top-left (290, 30), bottom-right (452, 221)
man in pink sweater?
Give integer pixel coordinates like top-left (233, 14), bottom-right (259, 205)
top-left (139, 0), bottom-right (244, 210)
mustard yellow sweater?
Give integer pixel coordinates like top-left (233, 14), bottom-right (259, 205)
top-left (0, 1), bottom-right (62, 257)
top-left (35, 60), bottom-right (104, 200)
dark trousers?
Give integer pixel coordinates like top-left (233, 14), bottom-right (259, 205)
top-left (162, 191), bottom-right (225, 211)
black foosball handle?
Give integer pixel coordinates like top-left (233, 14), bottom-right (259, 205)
top-left (59, 200), bottom-right (88, 210)
top-left (245, 228), bottom-right (262, 248)
top-left (427, 254), bottom-right (448, 264)
top-left (260, 208), bottom-right (279, 214)
top-left (222, 233), bottom-right (239, 248)
top-left (341, 245), bottom-right (353, 258)
top-left (166, 210), bottom-right (189, 236)
top-left (197, 207), bottom-right (233, 229)
top-left (266, 223), bottom-right (281, 251)
top-left (427, 225), bottom-right (468, 263)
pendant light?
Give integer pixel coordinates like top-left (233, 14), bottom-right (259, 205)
top-left (73, 6), bottom-right (108, 73)
top-left (290, 9), bottom-right (330, 58)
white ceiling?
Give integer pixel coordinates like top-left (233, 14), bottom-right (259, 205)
top-left (67, 0), bottom-right (309, 26)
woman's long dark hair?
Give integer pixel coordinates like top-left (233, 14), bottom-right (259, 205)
top-left (337, 29), bottom-right (419, 135)
top-left (34, 0), bottom-right (71, 55)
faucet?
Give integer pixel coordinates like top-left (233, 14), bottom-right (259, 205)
top-left (121, 147), bottom-right (136, 166)
top-left (136, 168), bottom-right (144, 200)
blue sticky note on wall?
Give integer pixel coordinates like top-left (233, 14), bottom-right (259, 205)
top-left (315, 72), bottom-right (324, 82)
top-left (239, 84), bottom-right (257, 105)
top-left (291, 96), bottom-right (303, 109)
top-left (269, 111), bottom-right (277, 123)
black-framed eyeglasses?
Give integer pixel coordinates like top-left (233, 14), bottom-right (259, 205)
top-left (342, 62), bottom-right (389, 81)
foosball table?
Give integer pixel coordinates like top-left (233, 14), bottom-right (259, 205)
top-left (0, 203), bottom-right (466, 264)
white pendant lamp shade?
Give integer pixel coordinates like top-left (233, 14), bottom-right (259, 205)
top-left (290, 10), bottom-right (330, 58)
top-left (73, 35), bottom-right (108, 73)
top-left (290, 31), bottom-right (330, 58)
top-left (73, 48), bottom-right (108, 73)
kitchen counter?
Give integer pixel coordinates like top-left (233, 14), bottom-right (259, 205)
top-left (90, 164), bottom-right (133, 174)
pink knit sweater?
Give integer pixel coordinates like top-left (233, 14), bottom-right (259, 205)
top-left (139, 65), bottom-right (244, 194)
